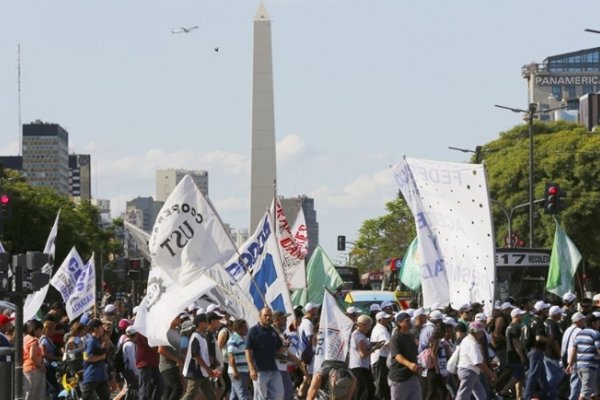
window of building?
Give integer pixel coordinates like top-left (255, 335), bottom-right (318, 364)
top-left (552, 85), bottom-right (562, 100)
top-left (567, 85), bottom-right (576, 99)
top-left (583, 85), bottom-right (594, 95)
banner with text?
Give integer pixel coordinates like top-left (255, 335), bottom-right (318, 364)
top-left (50, 247), bottom-right (85, 304)
top-left (65, 255), bottom-right (96, 320)
top-left (274, 199), bottom-right (307, 290)
top-left (393, 158), bottom-right (496, 314)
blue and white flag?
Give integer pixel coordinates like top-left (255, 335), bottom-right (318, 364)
top-left (312, 290), bottom-right (354, 372)
top-left (65, 254), bottom-right (96, 320)
top-left (50, 247), bottom-right (85, 304)
top-left (225, 210), bottom-right (294, 317)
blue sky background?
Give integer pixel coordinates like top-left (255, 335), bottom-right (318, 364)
top-left (1, 1), bottom-right (599, 261)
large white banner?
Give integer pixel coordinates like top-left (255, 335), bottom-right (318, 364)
top-left (224, 211), bottom-right (294, 316)
top-left (393, 158), bottom-right (496, 315)
top-left (24, 210), bottom-right (60, 321)
top-left (134, 267), bottom-right (217, 346)
top-left (50, 247), bottom-right (85, 304)
top-left (313, 290), bottom-right (354, 372)
top-left (273, 199), bottom-right (307, 290)
top-left (65, 255), bottom-right (96, 320)
top-left (149, 174), bottom-right (237, 286)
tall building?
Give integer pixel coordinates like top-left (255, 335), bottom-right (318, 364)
top-left (22, 121), bottom-right (69, 195)
top-left (156, 169), bottom-right (208, 202)
top-left (250, 2), bottom-right (277, 230)
top-left (123, 196), bottom-right (162, 233)
top-left (280, 195), bottom-right (319, 260)
top-left (69, 154), bottom-right (91, 200)
top-left (523, 47), bottom-right (600, 121)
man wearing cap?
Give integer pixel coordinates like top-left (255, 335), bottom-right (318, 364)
top-left (561, 312), bottom-right (585, 400)
top-left (228, 319), bottom-right (250, 400)
top-left (523, 300), bottom-right (551, 400)
top-left (456, 321), bottom-right (497, 400)
top-left (562, 292), bottom-right (578, 331)
top-left (118, 326), bottom-right (139, 400)
top-left (245, 307), bottom-right (284, 400)
top-left (182, 313), bottom-right (219, 400)
top-left (135, 330), bottom-right (164, 400)
top-left (371, 311), bottom-right (392, 400)
top-left (593, 293), bottom-right (600, 311)
top-left (388, 312), bottom-right (422, 400)
top-left (498, 308), bottom-right (527, 399)
top-left (158, 315), bottom-right (184, 400)
top-left (82, 319), bottom-right (110, 400)
top-left (346, 307), bottom-right (360, 324)
top-left (409, 308), bottom-right (427, 341)
top-left (544, 305), bottom-right (565, 400)
top-left (566, 314), bottom-right (600, 400)
top-left (272, 310), bottom-right (297, 400)
top-left (298, 302), bottom-right (319, 397)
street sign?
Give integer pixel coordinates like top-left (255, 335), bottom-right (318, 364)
top-left (495, 248), bottom-right (551, 267)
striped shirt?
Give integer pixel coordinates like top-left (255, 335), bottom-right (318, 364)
top-left (227, 332), bottom-right (248, 374)
top-left (574, 328), bottom-right (600, 369)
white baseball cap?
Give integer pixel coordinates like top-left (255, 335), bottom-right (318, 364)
top-left (413, 307), bottom-right (425, 317)
top-left (500, 302), bottom-right (513, 311)
top-left (563, 292), bottom-right (577, 304)
top-left (346, 307), bottom-right (359, 315)
top-left (206, 304), bottom-right (220, 313)
top-left (510, 308), bottom-right (526, 318)
top-left (443, 317), bottom-right (457, 327)
top-left (474, 312), bottom-right (487, 321)
top-left (549, 305), bottom-right (562, 316)
top-left (369, 303), bottom-right (382, 312)
top-left (305, 302), bottom-right (320, 313)
top-left (533, 301), bottom-right (551, 312)
top-left (103, 304), bottom-right (116, 314)
top-left (429, 310), bottom-right (444, 321)
top-left (381, 301), bottom-right (394, 309)
top-left (376, 311), bottom-right (392, 321)
top-left (571, 312), bottom-right (585, 322)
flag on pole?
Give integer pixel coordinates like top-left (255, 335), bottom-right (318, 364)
top-left (312, 290), bottom-right (354, 372)
top-left (399, 237), bottom-right (422, 291)
top-left (50, 247), bottom-right (86, 303)
top-left (273, 198), bottom-right (307, 290)
top-left (291, 245), bottom-right (343, 307)
top-left (24, 210), bottom-right (60, 321)
top-left (546, 221), bottom-right (582, 297)
top-left (149, 174), bottom-right (237, 286)
top-left (64, 254), bottom-right (96, 320)
top-left (0, 241), bottom-right (4, 253)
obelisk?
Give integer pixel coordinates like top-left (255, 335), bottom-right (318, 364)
top-left (250, 1), bottom-right (277, 231)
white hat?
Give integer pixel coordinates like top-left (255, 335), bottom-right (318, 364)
top-left (346, 307), bottom-right (359, 315)
top-left (458, 303), bottom-right (472, 312)
top-left (593, 293), bottom-right (600, 302)
top-left (125, 326), bottom-right (137, 335)
top-left (533, 301), bottom-right (551, 312)
top-left (132, 306), bottom-right (139, 315)
top-left (571, 312), bottom-right (585, 322)
top-left (474, 312), bottom-right (487, 321)
top-left (381, 301), bottom-right (394, 309)
top-left (103, 304), bottom-right (116, 314)
top-left (187, 302), bottom-right (199, 312)
top-left (549, 305), bottom-right (562, 316)
top-left (429, 310), bottom-right (444, 321)
top-left (500, 302), bottom-right (513, 311)
top-left (405, 308), bottom-right (415, 317)
top-left (563, 292), bottom-right (577, 304)
top-left (369, 303), bottom-right (382, 312)
top-left (510, 308), bottom-right (526, 319)
top-left (413, 307), bottom-right (425, 317)
top-left (443, 316), bottom-right (457, 327)
top-left (430, 302), bottom-right (444, 311)
top-left (196, 307), bottom-right (206, 316)
top-left (593, 311), bottom-right (600, 318)
top-left (305, 302), bottom-right (320, 313)
top-left (376, 311), bottom-right (392, 321)
top-left (206, 304), bottom-right (220, 313)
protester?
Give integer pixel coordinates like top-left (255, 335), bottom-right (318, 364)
top-left (349, 314), bottom-right (380, 400)
top-left (246, 307), bottom-right (284, 400)
top-left (370, 310), bottom-right (392, 400)
top-left (298, 302), bottom-right (319, 398)
top-left (228, 319), bottom-right (250, 400)
top-left (136, 331), bottom-right (164, 400)
top-left (523, 300), bottom-right (551, 400)
top-left (217, 311), bottom-right (233, 400)
top-left (23, 319), bottom-right (45, 400)
top-left (456, 321), bottom-right (497, 400)
top-left (388, 312), bottom-right (422, 400)
top-left (81, 319), bottom-right (111, 400)
top-left (498, 308), bottom-right (527, 399)
top-left (545, 305), bottom-right (564, 400)
top-left (118, 326), bottom-right (139, 400)
top-left (562, 311), bottom-right (585, 400)
top-left (158, 315), bottom-right (185, 400)
top-left (182, 313), bottom-right (219, 400)
top-left (40, 319), bottom-right (62, 399)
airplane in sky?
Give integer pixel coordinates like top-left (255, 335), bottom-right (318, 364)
top-left (171, 25), bottom-right (199, 34)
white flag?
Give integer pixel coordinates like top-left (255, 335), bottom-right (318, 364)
top-left (224, 211), bottom-right (294, 316)
top-left (50, 247), bottom-right (85, 303)
top-left (133, 267), bottom-right (217, 346)
top-left (24, 210), bottom-right (60, 321)
top-left (0, 241), bottom-right (4, 253)
top-left (273, 199), bottom-right (307, 290)
top-left (149, 174), bottom-right (237, 286)
top-left (392, 158), bottom-right (496, 315)
top-left (312, 291), bottom-right (354, 372)
top-left (65, 254), bottom-right (96, 320)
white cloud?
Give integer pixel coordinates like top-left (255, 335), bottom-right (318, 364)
top-left (0, 139), bottom-right (19, 155)
top-left (276, 134), bottom-right (306, 163)
top-left (212, 195), bottom-right (248, 214)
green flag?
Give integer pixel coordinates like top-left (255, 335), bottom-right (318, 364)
top-left (546, 221), bottom-right (582, 297)
top-left (399, 237), bottom-right (422, 291)
top-left (291, 245), bottom-right (343, 307)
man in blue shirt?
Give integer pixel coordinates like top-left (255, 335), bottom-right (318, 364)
top-left (81, 319), bottom-right (110, 400)
top-left (245, 307), bottom-right (284, 400)
top-left (567, 314), bottom-right (600, 400)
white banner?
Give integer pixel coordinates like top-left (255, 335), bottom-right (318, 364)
top-left (393, 158), bottom-right (496, 315)
top-left (50, 247), bottom-right (85, 303)
top-left (149, 174), bottom-right (237, 286)
top-left (65, 255), bottom-right (96, 320)
top-left (24, 210), bottom-right (61, 321)
top-left (133, 267), bottom-right (217, 346)
top-left (224, 211), bottom-right (294, 316)
top-left (313, 290), bottom-right (354, 372)
top-left (273, 199), bottom-right (306, 290)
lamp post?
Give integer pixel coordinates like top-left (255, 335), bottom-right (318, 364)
top-left (491, 199), bottom-right (545, 248)
top-left (494, 103), bottom-right (566, 248)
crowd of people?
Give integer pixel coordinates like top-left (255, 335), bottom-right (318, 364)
top-left (1, 291), bottom-right (600, 400)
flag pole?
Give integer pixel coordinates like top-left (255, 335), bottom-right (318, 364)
top-left (92, 252), bottom-right (98, 319)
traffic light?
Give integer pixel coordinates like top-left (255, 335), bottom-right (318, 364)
top-left (544, 183), bottom-right (561, 214)
top-left (128, 258), bottom-right (141, 279)
top-left (337, 235), bottom-right (346, 251)
top-left (0, 194), bottom-right (10, 218)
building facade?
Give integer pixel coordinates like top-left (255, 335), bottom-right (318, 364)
top-left (523, 47), bottom-right (600, 121)
top-left (156, 169), bottom-right (208, 202)
top-left (280, 195), bottom-right (319, 260)
top-left (22, 121), bottom-right (70, 195)
top-left (123, 196), bottom-right (162, 233)
top-left (69, 154), bottom-right (91, 200)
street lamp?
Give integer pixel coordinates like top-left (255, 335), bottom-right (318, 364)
top-left (491, 198), bottom-right (544, 248)
top-left (448, 146), bottom-right (483, 163)
top-left (494, 103), bottom-right (566, 248)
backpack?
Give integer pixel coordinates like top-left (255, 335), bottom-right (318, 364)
top-left (114, 339), bottom-right (131, 374)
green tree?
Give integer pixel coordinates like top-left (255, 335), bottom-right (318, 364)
top-left (352, 195), bottom-right (416, 275)
top-left (479, 120), bottom-right (600, 269)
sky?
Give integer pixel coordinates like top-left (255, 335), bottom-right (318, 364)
top-left (1, 1), bottom-right (600, 262)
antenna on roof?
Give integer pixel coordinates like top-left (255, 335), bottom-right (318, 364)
top-left (17, 44), bottom-right (22, 155)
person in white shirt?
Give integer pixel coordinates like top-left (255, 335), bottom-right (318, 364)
top-left (561, 311), bottom-right (585, 400)
top-left (370, 311), bottom-right (392, 400)
top-left (456, 321), bottom-right (497, 400)
top-left (349, 314), bottom-right (383, 400)
top-left (297, 302), bottom-right (319, 398)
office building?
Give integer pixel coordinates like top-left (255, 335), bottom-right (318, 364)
top-left (156, 169), bottom-right (208, 202)
top-left (280, 195), bottom-right (319, 260)
top-left (22, 121), bottom-right (69, 195)
top-left (123, 196), bottom-right (162, 233)
top-left (523, 47), bottom-right (600, 121)
top-left (69, 154), bottom-right (91, 200)
top-left (250, 2), bottom-right (278, 230)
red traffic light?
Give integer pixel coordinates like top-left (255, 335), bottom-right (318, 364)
top-left (0, 194), bottom-right (8, 205)
top-left (547, 186), bottom-right (558, 195)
